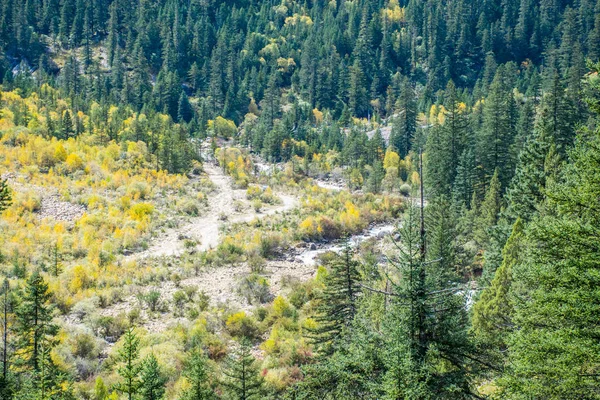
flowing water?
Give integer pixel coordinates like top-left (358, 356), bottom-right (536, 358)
top-left (297, 224), bottom-right (397, 266)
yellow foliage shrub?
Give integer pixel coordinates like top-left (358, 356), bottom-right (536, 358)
top-left (54, 143), bottom-right (67, 162)
top-left (65, 153), bottom-right (84, 172)
top-left (69, 265), bottom-right (93, 293)
top-left (272, 295), bottom-right (293, 318)
top-left (129, 203), bottom-right (154, 221)
top-left (383, 148), bottom-right (400, 170)
top-left (246, 185), bottom-right (262, 200)
top-left (225, 311), bottom-right (260, 339)
top-left (211, 116), bottom-right (237, 138)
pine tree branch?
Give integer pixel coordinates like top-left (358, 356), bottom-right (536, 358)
top-left (359, 283), bottom-right (402, 297)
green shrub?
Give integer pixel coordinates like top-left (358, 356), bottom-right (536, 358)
top-left (399, 183), bottom-right (411, 196)
top-left (196, 291), bottom-right (210, 311)
top-left (225, 311), bottom-right (260, 340)
top-left (92, 314), bottom-right (128, 340)
top-left (183, 285), bottom-right (198, 299)
top-left (126, 181), bottom-right (150, 200)
top-left (246, 185), bottom-right (262, 200)
top-left (179, 199), bottom-right (200, 216)
top-left (255, 306), bottom-right (269, 322)
top-left (248, 253), bottom-right (266, 273)
top-left (128, 307), bottom-right (141, 325)
top-left (187, 307), bottom-right (200, 320)
top-left (259, 233), bottom-right (283, 259)
top-left (139, 289), bottom-right (162, 312)
top-left (173, 290), bottom-right (189, 309)
top-left (233, 200), bottom-right (245, 212)
top-left (206, 336), bottom-right (227, 360)
top-left (237, 273), bottom-right (271, 304)
top-left (216, 239), bottom-right (244, 264)
top-left (71, 332), bottom-right (99, 359)
top-left (288, 282), bottom-right (313, 309)
top-left (272, 295), bottom-right (294, 318)
top-left (260, 187), bottom-right (279, 204)
top-left (184, 239), bottom-right (198, 249)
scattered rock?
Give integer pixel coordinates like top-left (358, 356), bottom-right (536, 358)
top-left (38, 195), bottom-right (85, 222)
top-left (1, 172), bottom-right (16, 182)
top-left (309, 243), bottom-right (317, 251)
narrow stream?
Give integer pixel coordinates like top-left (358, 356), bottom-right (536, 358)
top-left (298, 224), bottom-right (397, 266)
top-left (296, 224), bottom-right (478, 310)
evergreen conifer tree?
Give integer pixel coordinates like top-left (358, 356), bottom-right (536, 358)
top-left (425, 124), bottom-right (453, 199)
top-left (477, 66), bottom-right (517, 189)
top-left (221, 339), bottom-right (263, 400)
top-left (504, 110), bottom-right (556, 222)
top-left (178, 91), bottom-right (193, 123)
top-left (115, 327), bottom-right (141, 400)
top-left (442, 81), bottom-right (469, 181)
top-left (0, 279), bottom-right (13, 399)
top-left (139, 353), bottom-right (166, 400)
top-left (475, 169), bottom-right (503, 246)
top-left (61, 110), bottom-right (75, 139)
top-left (14, 271), bottom-right (57, 373)
top-left (181, 349), bottom-right (215, 400)
top-left (389, 78), bottom-right (417, 158)
top-left (452, 147), bottom-right (477, 207)
top-left (473, 218), bottom-right (524, 353)
top-left (503, 64), bottom-right (600, 397)
top-left (308, 242), bottom-right (362, 354)
top-left (366, 160), bottom-right (385, 194)
top-left (382, 205), bottom-right (476, 399)
top-left (0, 179), bottom-right (11, 212)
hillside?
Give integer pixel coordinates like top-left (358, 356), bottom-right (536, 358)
top-left (1, 0), bottom-right (600, 399)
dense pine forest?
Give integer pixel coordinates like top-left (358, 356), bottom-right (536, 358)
top-left (0, 0), bottom-right (599, 398)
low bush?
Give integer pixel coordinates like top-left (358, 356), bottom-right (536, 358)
top-left (71, 332), bottom-right (99, 359)
top-left (399, 183), bottom-right (411, 196)
top-left (139, 289), bottom-right (162, 312)
top-left (178, 199), bottom-right (200, 216)
top-left (259, 232), bottom-right (283, 259)
top-left (237, 273), bottom-right (271, 304)
top-left (225, 311), bottom-right (261, 340)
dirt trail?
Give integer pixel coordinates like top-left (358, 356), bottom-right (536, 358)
top-left (131, 164), bottom-right (299, 259)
